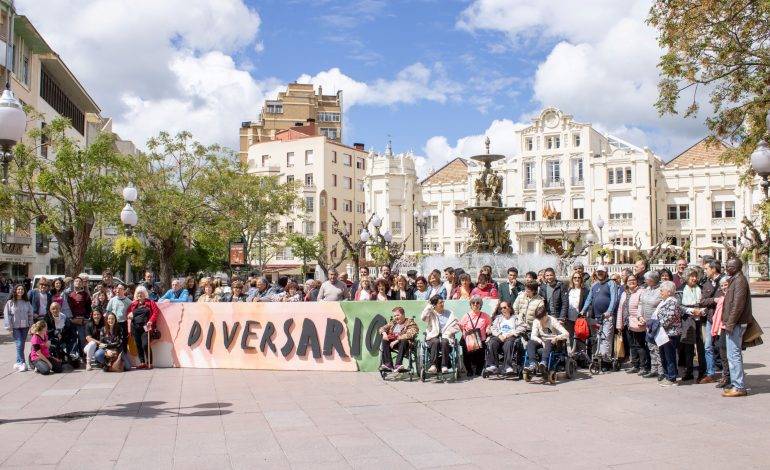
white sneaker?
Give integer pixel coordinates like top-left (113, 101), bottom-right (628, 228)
top-left (444, 367), bottom-right (454, 374)
top-left (485, 365), bottom-right (498, 374)
top-left (18, 363), bottom-right (28, 372)
top-left (86, 364), bottom-right (92, 371)
top-left (428, 365), bottom-right (437, 374)
top-left (505, 366), bottom-right (514, 374)
top-left (13, 363), bottom-right (22, 371)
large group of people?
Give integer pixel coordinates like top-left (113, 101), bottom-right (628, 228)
top-left (1, 256), bottom-right (759, 397)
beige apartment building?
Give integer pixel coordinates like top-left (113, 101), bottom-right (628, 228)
top-left (246, 121), bottom-right (368, 277)
top-left (0, 5), bottom-right (134, 279)
top-left (239, 83), bottom-right (343, 161)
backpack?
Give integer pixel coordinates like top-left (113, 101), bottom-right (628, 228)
top-left (574, 317), bottom-right (590, 341)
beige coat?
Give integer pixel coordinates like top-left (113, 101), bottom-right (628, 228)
top-left (421, 305), bottom-right (459, 343)
top-left (513, 293), bottom-right (545, 329)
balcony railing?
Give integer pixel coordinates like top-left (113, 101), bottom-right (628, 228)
top-left (516, 219), bottom-right (590, 233)
top-left (2, 232), bottom-right (32, 245)
top-left (543, 179), bottom-right (564, 188)
top-left (571, 178), bottom-right (584, 187)
top-left (710, 217), bottom-right (737, 229)
top-left (608, 218), bottom-right (632, 228)
top-left (523, 181), bottom-right (536, 190)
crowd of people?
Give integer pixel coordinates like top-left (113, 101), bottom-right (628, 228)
top-left (1, 257), bottom-right (760, 397)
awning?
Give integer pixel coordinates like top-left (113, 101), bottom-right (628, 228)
top-left (572, 198), bottom-right (584, 209)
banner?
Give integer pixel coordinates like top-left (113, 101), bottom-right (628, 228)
top-left (153, 300), bottom-right (497, 372)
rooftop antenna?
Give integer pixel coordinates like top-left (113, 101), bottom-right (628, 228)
top-left (386, 134), bottom-right (393, 157)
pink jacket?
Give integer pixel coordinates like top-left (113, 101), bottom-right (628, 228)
top-left (459, 311), bottom-right (492, 341)
top-left (30, 332), bottom-right (50, 362)
top-left (471, 284), bottom-right (499, 299)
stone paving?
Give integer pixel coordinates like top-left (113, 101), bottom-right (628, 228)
top-left (0, 298), bottom-right (769, 469)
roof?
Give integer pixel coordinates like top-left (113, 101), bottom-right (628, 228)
top-left (420, 157), bottom-right (468, 185)
top-left (665, 138), bottom-right (730, 168)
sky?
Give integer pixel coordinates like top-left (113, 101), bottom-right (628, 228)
top-left (17, 0), bottom-right (710, 175)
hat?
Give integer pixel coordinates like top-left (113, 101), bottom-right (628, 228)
top-left (573, 262), bottom-right (584, 269)
top-left (595, 265), bottom-right (607, 272)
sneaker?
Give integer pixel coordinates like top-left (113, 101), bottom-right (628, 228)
top-left (638, 370), bottom-right (648, 377)
top-left (443, 367), bottom-right (454, 374)
top-left (642, 371), bottom-right (657, 379)
top-left (504, 366), bottom-right (514, 374)
top-left (659, 379), bottom-right (678, 387)
top-left (485, 365), bottom-right (498, 374)
top-left (12, 362), bottom-right (22, 371)
top-left (18, 363), bottom-right (27, 372)
top-left (427, 365), bottom-right (437, 374)
top-left (537, 362), bottom-right (547, 374)
top-left (86, 364), bottom-right (92, 371)
top-left (627, 367), bottom-right (640, 374)
top-left (396, 364), bottom-right (409, 373)
top-left (657, 375), bottom-right (664, 382)
top-left (722, 388), bottom-right (747, 397)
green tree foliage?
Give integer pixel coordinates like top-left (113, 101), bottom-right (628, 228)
top-left (0, 117), bottom-right (131, 276)
top-left (84, 238), bottom-right (121, 275)
top-left (287, 233), bottom-right (323, 278)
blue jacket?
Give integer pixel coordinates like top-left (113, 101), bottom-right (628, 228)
top-left (581, 278), bottom-right (618, 321)
top-left (160, 288), bottom-right (190, 303)
top-left (28, 290), bottom-right (52, 319)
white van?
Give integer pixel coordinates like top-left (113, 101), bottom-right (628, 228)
top-left (31, 274), bottom-right (124, 291)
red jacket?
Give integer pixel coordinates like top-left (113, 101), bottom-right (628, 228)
top-left (471, 284), bottom-right (499, 300)
top-left (126, 299), bottom-right (161, 325)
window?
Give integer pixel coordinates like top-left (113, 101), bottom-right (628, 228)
top-left (265, 102), bottom-right (283, 114)
top-left (608, 167), bottom-right (631, 184)
top-left (286, 175), bottom-right (294, 184)
top-left (21, 54), bottom-right (29, 86)
top-left (357, 179), bottom-right (364, 191)
top-left (356, 157), bottom-right (365, 170)
top-left (455, 242), bottom-right (463, 253)
top-left (305, 173), bottom-right (313, 186)
top-left (332, 151), bottom-right (337, 163)
top-left (667, 204), bottom-right (690, 220)
top-left (286, 152), bottom-right (295, 167)
top-left (270, 222), bottom-right (278, 234)
top-left (615, 168), bottom-right (624, 184)
top-left (305, 196), bottom-right (314, 212)
top-left (304, 221), bottom-right (315, 236)
top-left (332, 198), bottom-right (337, 210)
top-left (525, 210), bottom-right (536, 221)
top-left (356, 202), bottom-right (365, 213)
top-left (455, 215), bottom-right (468, 229)
top-left (525, 137), bottom-right (533, 151)
top-left (712, 200), bottom-right (736, 218)
top-left (305, 150), bottom-right (313, 165)
top-left (573, 134), bottom-right (581, 147)
top-left (332, 174), bottom-right (337, 187)
top-left (625, 167), bottom-right (632, 183)
top-left (320, 128), bottom-right (338, 140)
top-left (428, 215), bottom-right (439, 230)
top-left (546, 160), bottom-right (561, 183)
top-left (573, 208), bottom-right (584, 219)
top-left (261, 154), bottom-right (269, 166)
top-left (526, 241), bottom-right (535, 253)
top-left (546, 135), bottom-right (560, 149)
top-left (609, 212), bottom-right (632, 220)
top-left (608, 169), bottom-right (614, 184)
top-left (41, 68), bottom-right (85, 135)
top-left (524, 162), bottom-right (535, 187)
top-left (571, 158), bottom-right (583, 184)
top-left (343, 177), bottom-right (352, 189)
top-left (391, 221), bottom-right (401, 235)
top-left (318, 112), bottom-right (341, 122)
top-left (610, 196), bottom-right (633, 220)
top-left (286, 222), bottom-right (294, 233)
top-left (343, 199), bottom-right (352, 212)
top-left (343, 153), bottom-right (352, 166)
top-left (524, 201), bottom-right (536, 221)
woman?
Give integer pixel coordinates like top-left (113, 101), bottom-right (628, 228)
top-left (451, 273), bottom-right (473, 300)
top-left (212, 277), bottom-right (224, 298)
top-left (196, 282), bottom-right (220, 303)
top-left (709, 278), bottom-right (731, 388)
top-left (374, 279), bottom-right (390, 301)
top-left (413, 276), bottom-right (431, 301)
top-left (3, 285), bottom-right (33, 372)
top-left (29, 320), bottom-right (61, 375)
top-left (248, 277), bottom-right (272, 302)
top-left (185, 276), bottom-right (198, 301)
top-left (459, 296), bottom-right (492, 377)
top-left (44, 302), bottom-right (80, 369)
top-left (95, 312), bottom-right (127, 371)
top-left (420, 296), bottom-right (459, 373)
top-left (92, 290), bottom-right (109, 311)
top-left (222, 281), bottom-right (248, 302)
top-left (619, 275), bottom-right (647, 374)
top-left (471, 273), bottom-right (499, 299)
top-left (427, 270), bottom-right (447, 300)
top-left (83, 307), bottom-right (105, 371)
top-left (658, 268), bottom-right (674, 283)
top-left (354, 277), bottom-right (374, 301)
top-left (279, 282), bottom-right (302, 302)
top-left (484, 300), bottom-right (526, 374)
top-left (653, 280), bottom-right (682, 386)
top-left (564, 272), bottom-right (589, 352)
top-left (479, 265), bottom-right (498, 290)
top-left (638, 271), bottom-right (663, 379)
top-left (50, 278), bottom-right (72, 319)
top-left (512, 281), bottom-right (545, 330)
top-left (678, 269), bottom-right (702, 381)
top-left (126, 286), bottom-right (161, 369)
top-left (389, 275), bottom-right (414, 301)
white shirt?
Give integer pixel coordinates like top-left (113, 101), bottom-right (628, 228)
top-left (568, 288), bottom-right (582, 321)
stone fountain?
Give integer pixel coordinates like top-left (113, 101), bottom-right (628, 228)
top-left (453, 137), bottom-right (524, 254)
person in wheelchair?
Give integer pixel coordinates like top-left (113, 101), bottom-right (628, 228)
top-left (379, 306), bottom-right (419, 372)
top-left (421, 295), bottom-right (459, 374)
top-left (484, 300), bottom-right (527, 375)
top-left (525, 309), bottom-right (569, 374)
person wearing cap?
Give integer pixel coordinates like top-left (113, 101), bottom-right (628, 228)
top-left (580, 265), bottom-right (618, 361)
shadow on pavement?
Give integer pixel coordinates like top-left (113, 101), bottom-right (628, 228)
top-left (0, 401), bottom-right (233, 425)
top-left (743, 362), bottom-right (765, 370)
top-left (747, 374), bottom-right (770, 395)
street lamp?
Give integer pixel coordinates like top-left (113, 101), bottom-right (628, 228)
top-left (594, 216), bottom-right (606, 264)
top-left (751, 134), bottom-right (770, 279)
top-left (413, 209), bottom-right (430, 254)
top-left (0, 83), bottom-right (26, 185)
top-left (120, 184), bottom-right (138, 283)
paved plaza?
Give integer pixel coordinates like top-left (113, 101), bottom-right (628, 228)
top-left (0, 299), bottom-right (768, 470)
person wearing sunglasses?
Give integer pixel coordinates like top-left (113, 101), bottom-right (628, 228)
top-left (485, 301), bottom-right (526, 375)
top-left (564, 271), bottom-right (589, 353)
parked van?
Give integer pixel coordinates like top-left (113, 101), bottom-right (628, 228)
top-left (31, 274), bottom-right (123, 291)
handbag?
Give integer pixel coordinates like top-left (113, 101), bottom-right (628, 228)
top-left (613, 334), bottom-right (625, 359)
top-left (463, 313), bottom-right (483, 352)
top-left (149, 328), bottom-right (161, 340)
top-left (680, 315), bottom-right (697, 345)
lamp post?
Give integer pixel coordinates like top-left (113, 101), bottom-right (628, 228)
top-left (0, 83), bottom-right (26, 185)
top-left (120, 184), bottom-right (138, 283)
top-left (595, 216), bottom-right (606, 264)
top-left (750, 131), bottom-right (770, 280)
top-left (413, 209), bottom-right (430, 254)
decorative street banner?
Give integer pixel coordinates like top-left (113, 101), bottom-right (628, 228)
top-left (153, 300), bottom-right (497, 372)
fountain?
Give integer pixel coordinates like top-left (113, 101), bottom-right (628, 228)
top-left (453, 137), bottom-right (524, 254)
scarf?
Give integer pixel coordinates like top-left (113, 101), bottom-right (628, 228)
top-left (681, 285), bottom-right (701, 308)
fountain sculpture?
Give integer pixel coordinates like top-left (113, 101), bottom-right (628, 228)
top-left (453, 137), bottom-right (524, 254)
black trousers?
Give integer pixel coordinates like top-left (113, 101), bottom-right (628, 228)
top-left (427, 337), bottom-right (451, 368)
top-left (132, 323), bottom-right (151, 364)
top-left (628, 330), bottom-right (649, 371)
top-left (381, 339), bottom-right (409, 366)
top-left (717, 332), bottom-right (730, 383)
top-left (462, 340), bottom-right (485, 376)
top-left (485, 336), bottom-right (518, 369)
top-left (679, 320), bottom-right (707, 379)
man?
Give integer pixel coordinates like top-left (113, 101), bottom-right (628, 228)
top-left (339, 272), bottom-right (352, 287)
top-left (78, 273), bottom-right (91, 294)
top-left (305, 279), bottom-right (320, 302)
top-left (0, 273), bottom-right (11, 293)
top-left (537, 268), bottom-right (566, 321)
top-left (29, 277), bottom-right (52, 322)
top-left (571, 262), bottom-right (592, 289)
top-left (142, 271), bottom-right (159, 301)
top-left (442, 267), bottom-right (456, 297)
top-left (633, 259), bottom-right (649, 285)
top-left (581, 265), bottom-right (618, 360)
top-left (406, 270), bottom-right (418, 288)
top-left (67, 276), bottom-right (92, 351)
top-left (698, 255), bottom-right (715, 287)
top-left (378, 265), bottom-right (391, 281)
top-left (317, 268), bottom-right (348, 301)
top-left (499, 267), bottom-right (524, 304)
top-left (697, 260), bottom-right (723, 384)
top-left (379, 307), bottom-right (419, 372)
top-left (101, 269), bottom-right (116, 299)
top-left (672, 259), bottom-right (688, 290)
top-left (159, 279), bottom-right (190, 303)
top-left (721, 258), bottom-right (753, 397)
top-left (349, 267), bottom-right (370, 297)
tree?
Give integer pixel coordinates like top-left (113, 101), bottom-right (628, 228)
top-left (0, 117), bottom-right (131, 276)
top-left (84, 238), bottom-right (120, 275)
top-left (287, 234), bottom-right (323, 279)
top-left (648, 1), bottom-right (770, 169)
top-left (132, 131), bottom-right (226, 289)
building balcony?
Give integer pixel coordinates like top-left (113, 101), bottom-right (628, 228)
top-left (302, 183), bottom-right (316, 192)
top-left (571, 178), bottom-right (584, 187)
top-left (3, 232), bottom-right (32, 245)
top-left (710, 217), bottom-right (737, 230)
top-left (543, 179), bottom-right (564, 189)
top-left (250, 165), bottom-right (282, 176)
top-left (515, 219), bottom-right (590, 234)
top-left (608, 218), bottom-right (632, 229)
top-left (523, 181), bottom-right (536, 190)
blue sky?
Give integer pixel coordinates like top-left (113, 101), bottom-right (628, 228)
top-left (19, 0), bottom-right (709, 173)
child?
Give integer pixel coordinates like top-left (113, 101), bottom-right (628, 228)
top-left (29, 320), bottom-right (62, 375)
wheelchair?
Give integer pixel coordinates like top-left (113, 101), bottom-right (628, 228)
top-left (481, 333), bottom-right (528, 380)
top-left (378, 338), bottom-right (420, 381)
top-left (522, 338), bottom-right (577, 384)
top-left (588, 322), bottom-right (622, 375)
top-left (418, 332), bottom-right (463, 382)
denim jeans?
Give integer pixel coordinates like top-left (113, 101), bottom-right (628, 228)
top-left (726, 323), bottom-right (747, 390)
top-left (12, 327), bottom-right (29, 365)
top-left (659, 335), bottom-right (680, 381)
top-left (74, 324), bottom-right (87, 354)
top-left (703, 320), bottom-right (716, 376)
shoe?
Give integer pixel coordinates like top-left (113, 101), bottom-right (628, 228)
top-left (682, 375), bottom-right (694, 382)
top-left (657, 375), bottom-right (664, 382)
top-left (136, 363), bottom-right (148, 370)
top-left (12, 362), bottom-right (22, 372)
top-left (504, 366), bottom-right (514, 374)
top-left (19, 363), bottom-right (27, 372)
top-left (659, 379), bottom-right (678, 387)
top-left (397, 364), bottom-right (409, 373)
top-left (722, 388), bottom-right (747, 397)
top-left (427, 365), bottom-right (437, 374)
top-left (485, 365), bottom-right (498, 374)
top-left (697, 375), bottom-right (716, 384)
top-left (642, 371), bottom-right (657, 379)
top-left (443, 367), bottom-right (454, 374)
top-left (86, 364), bottom-right (92, 371)
top-left (379, 364), bottom-right (393, 372)
top-left (638, 370), bottom-right (648, 376)
top-left (627, 367), bottom-right (640, 374)
top-left (715, 379), bottom-right (730, 389)
top-left (537, 362), bottom-right (547, 374)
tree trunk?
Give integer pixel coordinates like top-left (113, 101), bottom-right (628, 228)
top-left (157, 238), bottom-right (177, 291)
top-left (56, 222), bottom-right (92, 277)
